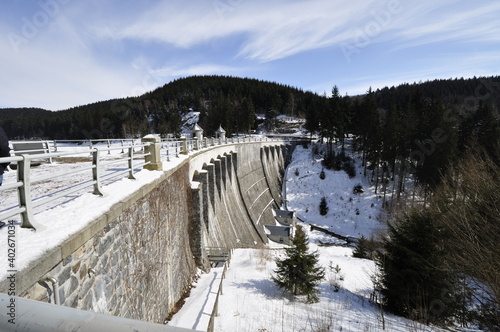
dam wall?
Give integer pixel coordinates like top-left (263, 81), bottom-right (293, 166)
top-left (0, 140), bottom-right (293, 324)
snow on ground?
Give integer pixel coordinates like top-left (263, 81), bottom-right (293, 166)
top-left (169, 266), bottom-right (224, 331)
top-left (210, 246), bottom-right (448, 332)
top-left (285, 143), bottom-right (386, 241)
top-left (170, 143), bottom-right (457, 332)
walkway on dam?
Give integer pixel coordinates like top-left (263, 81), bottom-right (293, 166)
top-left (168, 265), bottom-right (225, 331)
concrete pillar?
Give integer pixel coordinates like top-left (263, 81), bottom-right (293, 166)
top-left (180, 137), bottom-right (188, 155)
top-left (231, 152), bottom-right (238, 175)
top-left (190, 182), bottom-right (203, 261)
top-left (225, 153), bottom-right (233, 182)
top-left (220, 155), bottom-right (227, 189)
top-left (213, 159), bottom-right (222, 199)
top-left (195, 170), bottom-right (210, 230)
top-left (203, 163), bottom-right (216, 211)
top-left (141, 136), bottom-right (163, 171)
top-left (190, 181), bottom-right (209, 271)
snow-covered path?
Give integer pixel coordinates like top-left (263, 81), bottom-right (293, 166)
top-left (169, 266), bottom-right (224, 331)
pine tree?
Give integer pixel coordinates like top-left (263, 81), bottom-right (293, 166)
top-left (272, 226), bottom-right (325, 303)
top-left (378, 210), bottom-right (462, 324)
top-left (319, 197), bottom-right (329, 215)
top-left (319, 168), bottom-right (326, 180)
top-left (352, 236), bottom-right (370, 259)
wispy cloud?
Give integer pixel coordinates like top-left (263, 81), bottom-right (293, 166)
top-left (388, 1), bottom-right (500, 49)
top-left (103, 0), bottom-right (385, 62)
top-left (101, 0), bottom-right (500, 62)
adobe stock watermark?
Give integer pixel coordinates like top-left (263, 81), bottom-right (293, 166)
top-left (340, 0), bottom-right (403, 63)
top-left (213, 0), bottom-right (244, 20)
top-left (7, 0), bottom-right (71, 54)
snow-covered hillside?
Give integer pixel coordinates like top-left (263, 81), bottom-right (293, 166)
top-left (285, 143), bottom-right (386, 241)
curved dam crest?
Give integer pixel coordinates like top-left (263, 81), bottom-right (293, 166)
top-left (0, 140), bottom-right (295, 324)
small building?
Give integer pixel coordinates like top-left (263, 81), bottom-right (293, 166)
top-left (191, 123), bottom-right (204, 140)
top-left (273, 209), bottom-right (296, 226)
top-left (215, 125), bottom-right (226, 140)
top-left (265, 225), bottom-right (293, 245)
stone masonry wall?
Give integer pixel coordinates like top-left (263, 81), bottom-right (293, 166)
top-left (15, 163), bottom-right (197, 324)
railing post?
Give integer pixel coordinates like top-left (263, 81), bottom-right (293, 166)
top-left (44, 141), bottom-right (53, 163)
top-left (17, 155), bottom-right (46, 231)
top-left (142, 136), bottom-right (163, 170)
top-left (180, 137), bottom-right (188, 155)
top-left (127, 146), bottom-right (136, 180)
top-left (92, 149), bottom-right (105, 196)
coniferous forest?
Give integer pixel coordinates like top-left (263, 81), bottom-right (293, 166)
top-left (0, 76), bottom-right (324, 140)
top-left (1, 75), bottom-right (499, 329)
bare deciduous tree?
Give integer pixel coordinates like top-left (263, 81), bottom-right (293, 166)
top-left (433, 150), bottom-right (500, 328)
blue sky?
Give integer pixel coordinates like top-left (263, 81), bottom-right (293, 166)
top-left (1, 0), bottom-right (499, 111)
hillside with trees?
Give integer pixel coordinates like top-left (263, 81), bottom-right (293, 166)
top-left (305, 76), bottom-right (499, 330)
top-left (0, 76), bottom-right (323, 140)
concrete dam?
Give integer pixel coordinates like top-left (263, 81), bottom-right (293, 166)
top-left (0, 139), bottom-right (294, 327)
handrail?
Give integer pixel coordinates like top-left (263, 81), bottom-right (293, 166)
top-left (1, 136), bottom-right (293, 231)
top-left (207, 249), bottom-right (232, 332)
top-left (0, 143), bottom-right (150, 230)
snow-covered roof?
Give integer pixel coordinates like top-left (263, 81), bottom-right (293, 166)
top-left (216, 125), bottom-right (226, 133)
top-left (191, 123), bottom-right (203, 132)
top-left (264, 225), bottom-right (291, 237)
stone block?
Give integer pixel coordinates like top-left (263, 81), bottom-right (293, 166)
top-left (78, 278), bottom-right (95, 300)
top-left (58, 265), bottom-right (72, 285)
top-left (67, 276), bottom-right (79, 297)
top-left (97, 235), bottom-right (114, 256)
top-left (59, 287), bottom-right (66, 305)
top-left (63, 255), bottom-right (72, 266)
top-left (72, 261), bottom-right (81, 274)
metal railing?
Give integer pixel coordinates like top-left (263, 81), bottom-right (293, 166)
top-left (207, 249), bottom-right (232, 332)
top-left (0, 143), bottom-right (150, 231)
top-left (1, 135), bottom-right (290, 231)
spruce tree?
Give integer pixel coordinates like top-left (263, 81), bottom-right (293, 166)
top-left (378, 210), bottom-right (462, 324)
top-left (272, 226), bottom-right (325, 303)
top-left (319, 197), bottom-right (329, 215)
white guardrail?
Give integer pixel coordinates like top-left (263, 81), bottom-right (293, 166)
top-left (0, 136), bottom-right (292, 231)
